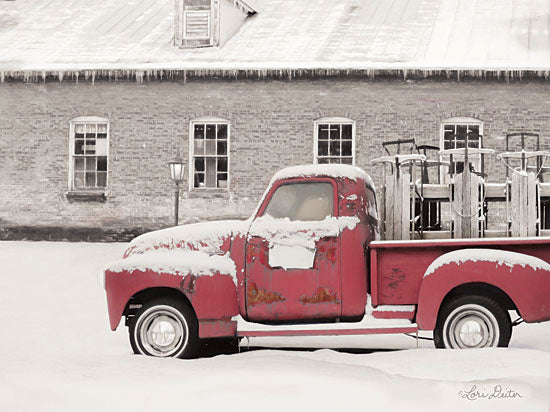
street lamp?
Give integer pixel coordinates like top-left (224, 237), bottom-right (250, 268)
top-left (168, 156), bottom-right (185, 226)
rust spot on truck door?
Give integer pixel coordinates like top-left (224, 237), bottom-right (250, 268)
top-left (300, 287), bottom-right (340, 304)
top-left (247, 282), bottom-right (285, 305)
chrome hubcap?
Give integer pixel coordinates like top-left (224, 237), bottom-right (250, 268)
top-left (457, 318), bottom-right (484, 347)
top-left (136, 306), bottom-right (188, 357)
top-left (150, 317), bottom-right (177, 347)
top-left (443, 304), bottom-right (499, 348)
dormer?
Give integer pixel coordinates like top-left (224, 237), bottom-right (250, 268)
top-left (174, 0), bottom-right (256, 48)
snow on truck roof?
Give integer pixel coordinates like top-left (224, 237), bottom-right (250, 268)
top-left (271, 165), bottom-right (375, 189)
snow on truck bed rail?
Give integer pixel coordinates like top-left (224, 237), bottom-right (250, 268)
top-left (424, 249), bottom-right (550, 277)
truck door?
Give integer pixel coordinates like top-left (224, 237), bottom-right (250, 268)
top-left (245, 179), bottom-right (342, 322)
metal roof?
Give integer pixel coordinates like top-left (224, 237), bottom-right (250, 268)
top-left (0, 0), bottom-right (549, 74)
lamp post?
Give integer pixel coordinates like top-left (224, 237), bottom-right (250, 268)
top-left (168, 156), bottom-right (185, 226)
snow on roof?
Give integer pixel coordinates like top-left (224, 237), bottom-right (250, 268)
top-left (271, 164), bottom-right (375, 188)
top-left (2, 0), bottom-right (550, 77)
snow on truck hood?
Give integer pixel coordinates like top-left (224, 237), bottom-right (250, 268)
top-left (122, 219), bottom-right (251, 258)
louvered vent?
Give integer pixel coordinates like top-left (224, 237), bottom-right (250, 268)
top-left (184, 9), bottom-right (210, 39)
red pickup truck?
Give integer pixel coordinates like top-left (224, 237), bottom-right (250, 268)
top-left (103, 164), bottom-right (550, 358)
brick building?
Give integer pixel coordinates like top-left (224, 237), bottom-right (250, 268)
top-left (1, 0), bottom-right (550, 240)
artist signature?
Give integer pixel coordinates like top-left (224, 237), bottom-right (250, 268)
top-left (458, 385), bottom-right (523, 401)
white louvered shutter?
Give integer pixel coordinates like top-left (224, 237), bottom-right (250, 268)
top-left (184, 9), bottom-right (210, 39)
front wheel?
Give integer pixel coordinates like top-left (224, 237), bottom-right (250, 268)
top-left (129, 298), bottom-right (199, 358)
top-left (434, 295), bottom-right (512, 349)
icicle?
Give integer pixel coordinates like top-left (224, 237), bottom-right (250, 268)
top-left (0, 71), bottom-right (4, 84)
top-left (91, 70), bottom-right (96, 85)
top-left (41, 71), bottom-right (46, 83)
top-left (402, 69), bottom-right (408, 80)
top-left (58, 71), bottom-right (64, 82)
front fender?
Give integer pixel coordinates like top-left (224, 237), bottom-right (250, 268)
top-left (105, 269), bottom-right (239, 335)
top-left (416, 249), bottom-right (550, 330)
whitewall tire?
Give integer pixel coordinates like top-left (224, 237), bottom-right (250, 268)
top-left (129, 298), bottom-right (199, 358)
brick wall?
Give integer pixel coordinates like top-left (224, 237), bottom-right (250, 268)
top-left (1, 76), bottom-right (550, 239)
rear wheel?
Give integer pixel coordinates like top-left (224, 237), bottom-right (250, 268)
top-left (129, 298), bottom-right (199, 358)
top-left (434, 295), bottom-right (512, 349)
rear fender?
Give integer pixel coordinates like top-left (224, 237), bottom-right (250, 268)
top-left (416, 249), bottom-right (550, 330)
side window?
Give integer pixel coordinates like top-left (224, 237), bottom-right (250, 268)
top-left (263, 182), bottom-right (334, 221)
top-left (190, 118), bottom-right (229, 189)
top-left (69, 117), bottom-right (109, 190)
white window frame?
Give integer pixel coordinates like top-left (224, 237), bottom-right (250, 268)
top-left (439, 117), bottom-right (484, 182)
top-left (188, 117), bottom-right (230, 191)
top-left (68, 116), bottom-right (109, 191)
top-left (313, 117), bottom-right (356, 165)
top-left (183, 8), bottom-right (211, 39)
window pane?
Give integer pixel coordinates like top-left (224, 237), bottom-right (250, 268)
top-left (74, 157), bottom-right (85, 171)
top-left (74, 172), bottom-right (85, 188)
top-left (217, 173), bottom-right (228, 188)
top-left (341, 157), bottom-right (353, 165)
top-left (205, 158), bottom-right (216, 187)
top-left (264, 182), bottom-right (333, 221)
top-left (342, 140), bottom-right (352, 156)
top-left (194, 140), bottom-right (204, 155)
top-left (318, 157), bottom-right (329, 164)
top-left (206, 124), bottom-right (216, 139)
top-left (194, 173), bottom-right (204, 188)
top-left (85, 141), bottom-right (96, 155)
top-left (205, 140), bottom-right (216, 155)
top-left (217, 124), bottom-right (227, 140)
top-left (97, 156), bottom-right (107, 172)
top-left (218, 157), bottom-right (228, 172)
top-left (194, 157), bottom-right (205, 172)
top-left (86, 157), bottom-right (96, 171)
top-left (342, 124), bottom-right (352, 140)
top-left (329, 125), bottom-right (341, 140)
top-left (75, 124), bottom-right (85, 134)
top-left (318, 140), bottom-right (328, 156)
top-left (85, 124), bottom-right (96, 134)
top-left (217, 140), bottom-right (227, 155)
top-left (97, 172), bottom-right (107, 187)
top-left (330, 141), bottom-right (341, 156)
top-left (95, 139), bottom-right (107, 155)
top-left (318, 125), bottom-right (329, 140)
top-left (74, 140), bottom-right (85, 155)
top-left (194, 124), bottom-right (205, 139)
top-left (85, 172), bottom-right (96, 187)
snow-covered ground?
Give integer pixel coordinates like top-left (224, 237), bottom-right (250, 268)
top-left (1, 241), bottom-right (550, 412)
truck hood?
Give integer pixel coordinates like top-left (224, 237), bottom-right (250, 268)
top-left (123, 219), bottom-right (251, 259)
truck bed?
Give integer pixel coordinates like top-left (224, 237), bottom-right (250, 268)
top-left (369, 236), bottom-right (550, 307)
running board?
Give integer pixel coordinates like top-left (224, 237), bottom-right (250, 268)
top-left (235, 315), bottom-right (418, 338)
